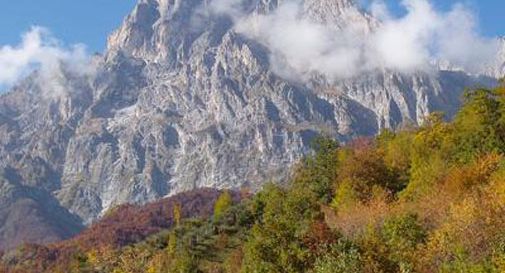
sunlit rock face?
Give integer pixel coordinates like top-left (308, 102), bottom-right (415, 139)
top-left (489, 37), bottom-right (505, 78)
top-left (0, 0), bottom-right (502, 249)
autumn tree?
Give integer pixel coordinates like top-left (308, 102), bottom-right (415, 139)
top-left (214, 191), bottom-right (233, 221)
top-left (173, 202), bottom-right (182, 227)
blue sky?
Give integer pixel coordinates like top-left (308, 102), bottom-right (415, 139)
top-left (376, 0), bottom-right (504, 38)
top-left (0, 0), bottom-right (137, 53)
top-left (0, 0), bottom-right (503, 53)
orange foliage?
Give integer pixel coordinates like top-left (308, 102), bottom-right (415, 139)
top-left (329, 191), bottom-right (391, 238)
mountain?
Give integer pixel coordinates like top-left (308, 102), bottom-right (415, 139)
top-left (0, 0), bottom-right (503, 250)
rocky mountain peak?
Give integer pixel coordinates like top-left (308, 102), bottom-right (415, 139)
top-left (482, 37), bottom-right (505, 78)
top-left (106, 0), bottom-right (376, 62)
top-left (302, 0), bottom-right (376, 30)
top-left (499, 40), bottom-right (505, 78)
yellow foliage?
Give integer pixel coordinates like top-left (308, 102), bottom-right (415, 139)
top-left (214, 190), bottom-right (233, 220)
top-left (443, 153), bottom-right (502, 195)
top-left (174, 203), bottom-right (182, 227)
top-left (331, 179), bottom-right (357, 210)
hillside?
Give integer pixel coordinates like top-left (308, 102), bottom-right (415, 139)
top-left (3, 84), bottom-right (505, 272)
top-left (0, 188), bottom-right (238, 272)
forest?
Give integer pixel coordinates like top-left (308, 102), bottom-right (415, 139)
top-left (2, 83), bottom-right (505, 272)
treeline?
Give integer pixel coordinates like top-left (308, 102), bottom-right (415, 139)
top-left (3, 85), bottom-right (505, 272)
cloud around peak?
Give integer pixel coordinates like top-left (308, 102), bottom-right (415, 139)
top-left (0, 26), bottom-right (93, 92)
top-left (211, 0), bottom-right (501, 80)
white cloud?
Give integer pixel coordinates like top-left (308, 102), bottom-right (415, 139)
top-left (209, 0), bottom-right (245, 18)
top-left (235, 1), bottom-right (369, 80)
top-left (214, 0), bottom-right (500, 80)
top-left (0, 26), bottom-right (93, 92)
top-left (370, 0), bottom-right (499, 74)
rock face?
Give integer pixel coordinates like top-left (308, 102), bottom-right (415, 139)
top-left (0, 0), bottom-right (502, 250)
top-left (489, 37), bottom-right (505, 78)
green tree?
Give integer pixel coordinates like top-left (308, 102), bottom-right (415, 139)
top-left (382, 214), bottom-right (427, 271)
top-left (241, 182), bottom-right (321, 273)
top-left (292, 136), bottom-right (340, 203)
top-left (312, 240), bottom-right (363, 273)
top-left (452, 89), bottom-right (505, 162)
top-left (400, 113), bottom-right (452, 200)
top-left (170, 250), bottom-right (198, 273)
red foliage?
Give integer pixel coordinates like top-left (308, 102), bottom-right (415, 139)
top-left (60, 188), bottom-right (236, 250)
top-left (2, 188), bottom-right (240, 271)
top-left (303, 220), bottom-right (337, 254)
